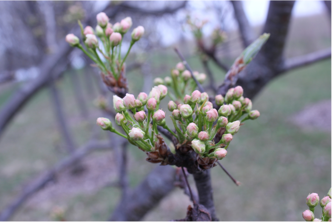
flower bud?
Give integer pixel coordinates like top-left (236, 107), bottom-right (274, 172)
top-left (232, 101), bottom-right (242, 111)
top-left (149, 86), bottom-right (161, 101)
top-left (134, 111), bottom-right (146, 122)
top-left (307, 193), bottom-right (320, 207)
top-left (200, 92), bottom-right (209, 104)
top-left (172, 109), bottom-right (181, 120)
top-left (191, 139), bottom-right (206, 153)
top-left (113, 95), bottom-right (126, 112)
top-left (197, 73), bottom-right (206, 84)
top-left (206, 109), bottom-right (218, 122)
top-left (198, 131), bottom-right (209, 141)
top-left (131, 26), bottom-right (144, 41)
top-left (154, 78), bottom-right (164, 85)
top-left (202, 103), bottom-right (212, 115)
top-left (84, 26), bottom-right (94, 36)
top-left (329, 188), bottom-right (331, 198)
top-left (229, 104), bottom-right (236, 114)
top-left (146, 98), bottom-right (157, 111)
top-left (129, 127), bottom-right (145, 140)
top-left (110, 32), bottom-right (122, 47)
top-left (138, 92), bottom-right (148, 105)
top-left (176, 62), bottom-right (185, 71)
top-left (217, 116), bottom-right (228, 127)
top-left (215, 95), bottom-right (224, 106)
top-left (243, 98), bottom-right (252, 112)
top-left (113, 22), bottom-right (121, 32)
top-left (323, 202), bottom-right (331, 218)
top-left (226, 120), bottom-right (241, 134)
top-left (120, 19), bottom-right (131, 33)
top-left (123, 17), bottom-right (132, 27)
top-left (123, 93), bottom-right (136, 109)
top-left (164, 77), bottom-right (172, 86)
top-left (171, 69), bottom-right (179, 77)
top-left (153, 110), bottom-right (166, 124)
top-left (177, 104), bottom-right (182, 110)
top-left (186, 123), bottom-right (198, 138)
top-left (191, 90), bottom-right (201, 103)
top-left (168, 101), bottom-right (177, 112)
top-left (157, 85), bottom-right (168, 100)
top-left (218, 104), bottom-right (232, 116)
top-left (214, 148), bottom-right (227, 159)
top-left (320, 196), bottom-right (331, 207)
top-left (96, 12), bottom-right (109, 28)
top-left (134, 99), bottom-right (143, 108)
top-left (238, 96), bottom-right (244, 103)
top-left (184, 95), bottom-right (191, 104)
top-left (313, 218), bottom-right (322, 222)
top-left (233, 86), bottom-right (244, 99)
top-left (180, 104), bottom-right (193, 118)
top-left (193, 71), bottom-right (199, 78)
top-left (225, 88), bottom-right (234, 103)
top-left (115, 113), bottom-right (126, 125)
top-left (302, 209), bottom-right (314, 221)
top-left (182, 70), bottom-right (191, 81)
top-left (105, 23), bottom-right (113, 36)
top-left (249, 110), bottom-right (260, 119)
top-left (96, 117), bottom-right (112, 130)
top-left (85, 34), bottom-right (98, 48)
top-left (222, 133), bottom-right (233, 143)
top-left (66, 34), bottom-right (79, 46)
top-left (95, 25), bottom-right (104, 37)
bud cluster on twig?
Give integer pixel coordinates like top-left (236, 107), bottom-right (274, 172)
top-left (302, 188), bottom-right (331, 221)
top-left (65, 12), bottom-right (144, 92)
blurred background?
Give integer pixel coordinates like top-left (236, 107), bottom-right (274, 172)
top-left (0, 0), bottom-right (330, 221)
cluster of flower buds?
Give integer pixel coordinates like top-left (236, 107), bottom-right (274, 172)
top-left (96, 84), bottom-right (170, 152)
top-left (65, 12), bottom-right (144, 89)
top-left (302, 189), bottom-right (331, 221)
top-left (154, 62), bottom-right (206, 103)
top-left (211, 27), bottom-right (227, 46)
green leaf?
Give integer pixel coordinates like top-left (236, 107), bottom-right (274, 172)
top-left (242, 33), bottom-right (270, 64)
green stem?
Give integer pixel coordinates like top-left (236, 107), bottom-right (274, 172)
top-left (118, 38), bottom-right (122, 62)
top-left (77, 44), bottom-right (98, 64)
top-left (170, 116), bottom-right (185, 142)
top-left (93, 49), bottom-right (107, 72)
top-left (162, 124), bottom-right (179, 140)
top-left (146, 110), bottom-right (151, 135)
top-left (111, 130), bottom-right (128, 139)
top-left (120, 41), bottom-right (134, 68)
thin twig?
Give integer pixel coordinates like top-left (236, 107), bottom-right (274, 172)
top-left (217, 161), bottom-right (240, 186)
top-left (181, 167), bottom-right (196, 204)
top-left (174, 48), bottom-right (205, 93)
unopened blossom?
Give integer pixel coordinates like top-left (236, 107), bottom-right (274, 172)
top-left (66, 34), bottom-right (79, 46)
top-left (96, 117), bottom-right (112, 130)
top-left (217, 116), bottom-right (228, 127)
top-left (154, 78), bottom-right (164, 85)
top-left (180, 104), bottom-right (193, 118)
top-left (113, 22), bottom-right (121, 32)
top-left (198, 131), bottom-right (209, 141)
top-left (157, 85), bottom-right (168, 99)
top-left (191, 139), bottom-right (206, 153)
top-left (197, 73), bottom-right (206, 84)
top-left (153, 110), bottom-right (166, 123)
top-left (323, 202), bottom-right (331, 218)
top-left (168, 101), bottom-right (177, 112)
top-left (129, 127), bottom-right (144, 140)
top-left (222, 133), bottom-right (233, 143)
top-left (120, 19), bottom-right (131, 33)
top-left (225, 88), bottom-right (234, 102)
top-left (96, 12), bottom-right (109, 28)
top-left (131, 26), bottom-right (144, 41)
top-left (320, 196), bottom-right (331, 207)
top-left (84, 26), bottom-right (94, 36)
top-left (146, 98), bottom-right (157, 111)
top-left (149, 86), bottom-right (161, 101)
top-left (191, 90), bottom-right (201, 103)
top-left (138, 92), bottom-right (148, 105)
top-left (202, 103), bottom-right (212, 115)
top-left (134, 111), bottom-right (146, 122)
top-left (249, 110), bottom-right (260, 119)
top-left (113, 95), bottom-right (126, 112)
top-left (187, 123), bottom-right (198, 138)
top-left (171, 69), bottom-right (179, 77)
top-left (123, 17), bottom-right (132, 27)
top-left (200, 92), bottom-right (209, 103)
top-left (226, 120), bottom-right (241, 134)
top-left (134, 99), bottom-right (143, 108)
top-left (232, 101), bottom-right (242, 111)
top-left (95, 25), bottom-right (103, 37)
top-left (218, 104), bottom-right (232, 116)
top-left (164, 77), bottom-right (172, 86)
top-left (110, 32), bottom-right (122, 46)
top-left (123, 93), bottom-right (136, 109)
top-left (172, 109), bottom-right (181, 120)
top-left (105, 23), bottom-right (113, 36)
top-left (85, 34), bottom-right (98, 48)
top-left (182, 70), bottom-right (191, 81)
top-left (233, 85), bottom-right (244, 99)
top-left (184, 95), bottom-right (191, 104)
top-left (243, 98), bottom-right (252, 112)
top-left (302, 210), bottom-right (314, 221)
top-left (115, 113), bottom-right (126, 125)
top-left (214, 148), bottom-right (227, 159)
top-left (176, 62), bottom-right (185, 71)
top-left (206, 109), bottom-right (218, 122)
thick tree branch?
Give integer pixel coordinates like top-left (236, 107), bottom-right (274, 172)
top-left (279, 48), bottom-right (331, 73)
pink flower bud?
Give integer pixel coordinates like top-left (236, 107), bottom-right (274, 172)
top-left (66, 34), bottom-right (79, 46)
top-left (123, 93), bottom-right (136, 109)
top-left (218, 104), bottom-right (232, 116)
top-left (193, 71), bottom-right (199, 78)
top-left (214, 148), bottom-right (227, 159)
top-left (184, 95), bottom-right (191, 104)
top-left (110, 32), bottom-right (122, 47)
top-left (324, 202), bottom-right (331, 218)
top-left (302, 209), bottom-right (314, 221)
top-left (96, 117), bottom-right (112, 130)
top-left (218, 116), bottom-right (228, 127)
top-left (243, 98), bottom-right (252, 112)
top-left (225, 88), bottom-right (234, 103)
top-left (168, 101), bottom-right (177, 112)
top-left (202, 103), bottom-right (212, 114)
top-left (313, 218), bottom-right (322, 221)
top-left (229, 104), bottom-right (236, 114)
top-left (215, 95), bottom-right (224, 106)
top-left (138, 92), bottom-right (148, 105)
top-left (206, 109), bottom-right (218, 122)
top-left (134, 111), bottom-right (146, 122)
top-left (113, 22), bottom-right (121, 32)
top-left (154, 78), bottom-right (164, 85)
top-left (171, 69), bottom-right (179, 77)
top-left (95, 25), bottom-right (103, 37)
top-left (157, 85), bottom-right (168, 99)
top-left (321, 196), bottom-right (331, 207)
top-left (105, 23), bottom-right (113, 36)
top-left (198, 131), bottom-right (209, 141)
top-left (113, 95), bottom-right (126, 112)
top-left (131, 26), bottom-right (144, 41)
top-left (135, 99), bottom-right (143, 108)
top-left (176, 62), bottom-right (185, 71)
top-left (120, 19), bottom-right (131, 33)
top-left (222, 133), bottom-right (233, 143)
top-left (85, 34), bottom-right (98, 48)
top-left (115, 113), bottom-right (126, 125)
top-left (149, 86), bottom-right (161, 101)
top-left (187, 123), bottom-right (199, 138)
top-left (180, 104), bottom-right (193, 118)
top-left (249, 110), bottom-right (260, 119)
top-left (191, 90), bottom-right (201, 103)
top-left (182, 70), bottom-right (191, 81)
top-left (96, 12), bottom-right (109, 28)
top-left (233, 86), bottom-right (244, 99)
top-left (307, 193), bottom-right (320, 207)
top-left (232, 101), bottom-right (242, 111)
top-left (123, 17), bottom-right (132, 27)
top-left (191, 139), bottom-right (206, 153)
top-left (129, 127), bottom-right (145, 140)
top-left (153, 109), bottom-right (166, 123)
top-left (200, 92), bottom-right (209, 103)
top-left (146, 98), bottom-right (157, 111)
top-left (84, 26), bottom-right (94, 36)
top-left (164, 77), bottom-right (172, 86)
top-left (172, 109), bottom-right (181, 120)
top-left (197, 73), bottom-right (206, 84)
top-left (226, 120), bottom-right (241, 134)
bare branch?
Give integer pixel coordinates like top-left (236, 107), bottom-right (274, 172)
top-left (216, 161), bottom-right (240, 186)
top-left (279, 48), bottom-right (331, 73)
